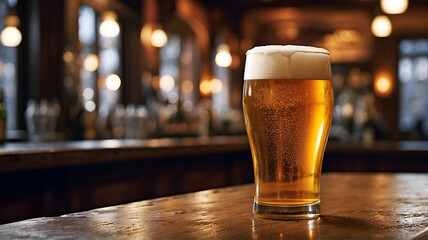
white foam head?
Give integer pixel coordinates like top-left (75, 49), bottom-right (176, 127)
top-left (244, 45), bottom-right (331, 80)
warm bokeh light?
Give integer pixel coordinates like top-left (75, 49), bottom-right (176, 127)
top-left (342, 103), bottom-right (354, 119)
top-left (199, 78), bottom-right (223, 95)
top-left (83, 88), bottom-right (94, 100)
top-left (151, 29), bottom-right (168, 48)
top-left (334, 30), bottom-right (358, 43)
top-left (181, 80), bottom-right (194, 93)
top-left (105, 74), bottom-right (121, 91)
top-left (0, 26), bottom-right (22, 47)
top-left (141, 23), bottom-right (168, 47)
top-left (375, 77), bottom-right (391, 95)
top-left (210, 78), bottom-right (223, 94)
top-left (381, 0), bottom-right (408, 14)
top-left (151, 75), bottom-right (160, 90)
top-left (215, 44), bottom-right (232, 68)
top-left (83, 54), bottom-right (99, 72)
top-left (374, 73), bottom-right (393, 97)
top-left (85, 100), bottom-right (96, 112)
top-left (1, 15), bottom-right (21, 47)
top-left (99, 11), bottom-right (120, 38)
top-left (140, 23), bottom-right (152, 45)
top-left (199, 79), bottom-right (211, 96)
top-left (159, 75), bottom-right (175, 91)
top-left (371, 15), bottom-right (392, 37)
top-left (63, 51), bottom-right (74, 63)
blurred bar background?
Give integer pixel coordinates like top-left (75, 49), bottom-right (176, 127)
top-left (0, 0), bottom-right (426, 143)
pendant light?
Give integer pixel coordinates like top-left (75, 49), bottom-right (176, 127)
top-left (0, 11), bottom-right (22, 47)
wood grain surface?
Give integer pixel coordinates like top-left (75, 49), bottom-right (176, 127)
top-left (0, 173), bottom-right (427, 239)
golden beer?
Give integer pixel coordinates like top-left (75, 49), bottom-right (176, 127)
top-left (243, 45), bottom-right (333, 219)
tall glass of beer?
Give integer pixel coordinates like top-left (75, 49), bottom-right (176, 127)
top-left (243, 45), bottom-right (334, 220)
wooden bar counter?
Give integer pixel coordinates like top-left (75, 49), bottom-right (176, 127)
top-left (0, 173), bottom-right (427, 239)
top-left (2, 136), bottom-right (428, 224)
top-left (0, 136), bottom-right (253, 224)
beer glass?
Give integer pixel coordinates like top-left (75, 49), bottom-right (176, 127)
top-left (243, 45), bottom-right (334, 220)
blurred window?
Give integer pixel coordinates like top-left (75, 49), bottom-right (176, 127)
top-left (78, 5), bottom-right (122, 113)
top-left (398, 39), bottom-right (428, 138)
top-left (212, 39), bottom-right (231, 116)
top-left (0, 0), bottom-right (18, 133)
top-left (159, 34), bottom-right (180, 102)
top-left (79, 5), bottom-right (97, 111)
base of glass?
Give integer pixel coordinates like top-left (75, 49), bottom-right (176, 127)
top-left (253, 200), bottom-right (320, 220)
